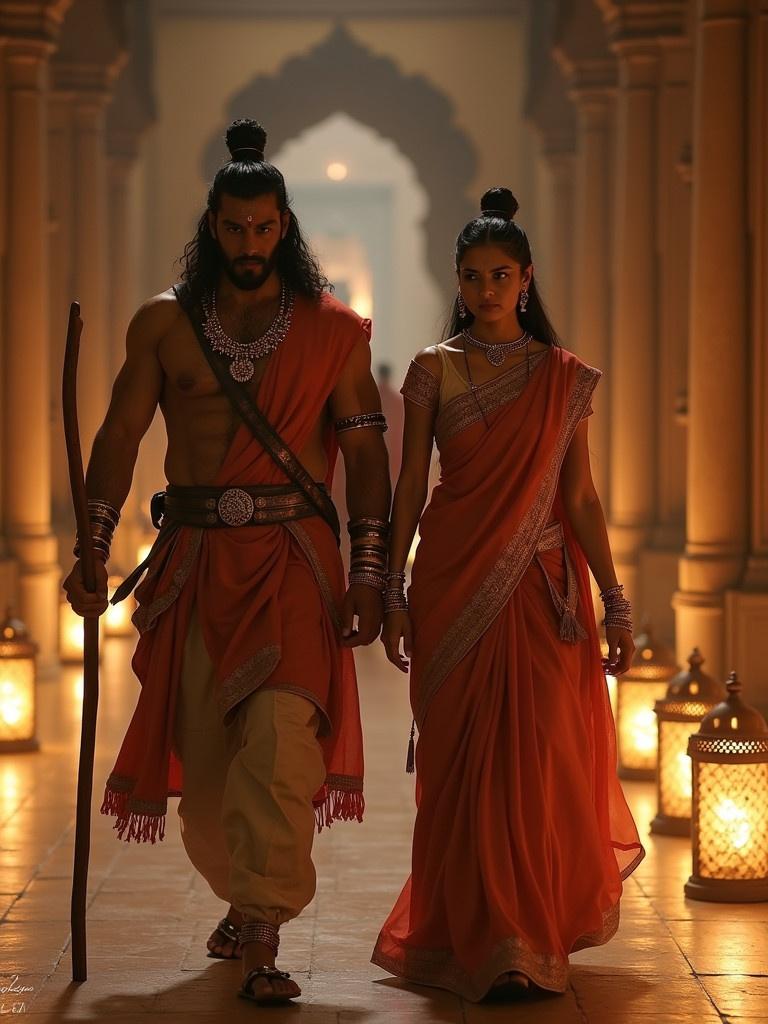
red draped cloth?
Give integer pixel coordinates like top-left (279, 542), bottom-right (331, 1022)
top-left (372, 347), bottom-right (644, 999)
top-left (101, 293), bottom-right (368, 842)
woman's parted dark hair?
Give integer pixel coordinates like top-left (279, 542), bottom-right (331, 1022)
top-left (178, 119), bottom-right (331, 303)
top-left (445, 186), bottom-right (560, 347)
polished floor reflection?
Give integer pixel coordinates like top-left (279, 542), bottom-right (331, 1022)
top-left (1, 637), bottom-right (766, 1022)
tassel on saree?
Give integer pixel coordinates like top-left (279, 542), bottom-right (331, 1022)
top-left (406, 719), bottom-right (416, 774)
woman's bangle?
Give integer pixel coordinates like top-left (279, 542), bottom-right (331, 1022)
top-left (383, 589), bottom-right (408, 614)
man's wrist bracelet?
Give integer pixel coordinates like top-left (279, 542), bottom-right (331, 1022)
top-left (348, 570), bottom-right (386, 592)
top-left (73, 498), bottom-right (120, 562)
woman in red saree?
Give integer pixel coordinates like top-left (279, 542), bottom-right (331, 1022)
top-left (373, 188), bottom-right (644, 1000)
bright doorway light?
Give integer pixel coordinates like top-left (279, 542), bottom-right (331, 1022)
top-left (326, 161), bottom-right (349, 181)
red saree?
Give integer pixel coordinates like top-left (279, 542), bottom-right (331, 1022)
top-left (101, 293), bottom-right (367, 842)
top-left (372, 347), bottom-right (644, 999)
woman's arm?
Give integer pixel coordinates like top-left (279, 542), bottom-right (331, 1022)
top-left (560, 418), bottom-right (635, 673)
top-left (382, 351), bottom-right (440, 671)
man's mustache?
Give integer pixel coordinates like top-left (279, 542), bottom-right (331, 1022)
top-left (235, 256), bottom-right (267, 267)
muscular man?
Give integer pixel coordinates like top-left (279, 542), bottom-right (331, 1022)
top-left (64, 119), bottom-right (390, 1005)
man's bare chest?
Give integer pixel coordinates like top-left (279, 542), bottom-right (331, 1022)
top-left (158, 320), bottom-right (270, 403)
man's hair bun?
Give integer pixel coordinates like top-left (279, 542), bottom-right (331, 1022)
top-left (480, 187), bottom-right (519, 221)
top-left (225, 119), bottom-right (267, 162)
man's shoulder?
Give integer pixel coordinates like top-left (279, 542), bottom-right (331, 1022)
top-left (128, 288), bottom-right (186, 352)
top-left (307, 291), bottom-right (370, 339)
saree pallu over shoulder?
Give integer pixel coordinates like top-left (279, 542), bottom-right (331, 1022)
top-left (410, 348), bottom-right (601, 727)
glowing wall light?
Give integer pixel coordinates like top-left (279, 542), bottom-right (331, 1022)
top-left (326, 161), bottom-right (349, 181)
top-left (0, 611), bottom-right (38, 753)
top-left (686, 672), bottom-right (768, 902)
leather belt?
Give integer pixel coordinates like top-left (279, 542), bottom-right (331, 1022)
top-left (159, 483), bottom-right (330, 528)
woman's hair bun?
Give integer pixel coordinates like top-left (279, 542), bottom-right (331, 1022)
top-left (225, 118), bottom-right (267, 162)
top-left (480, 186), bottom-right (519, 221)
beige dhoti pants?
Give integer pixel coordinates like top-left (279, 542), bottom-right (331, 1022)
top-left (173, 609), bottom-right (327, 926)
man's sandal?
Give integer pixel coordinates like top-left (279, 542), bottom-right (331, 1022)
top-left (207, 916), bottom-right (242, 959)
top-left (238, 966), bottom-right (300, 1005)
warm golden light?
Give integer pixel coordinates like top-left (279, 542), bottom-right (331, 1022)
top-left (137, 542), bottom-right (153, 564)
top-left (617, 678), bottom-right (669, 773)
top-left (696, 763), bottom-right (768, 878)
top-left (104, 576), bottom-right (135, 637)
top-left (0, 612), bottom-right (38, 752)
top-left (686, 671), bottom-right (768, 902)
top-left (326, 161), bottom-right (349, 181)
top-left (658, 720), bottom-right (695, 820)
top-left (59, 600), bottom-right (85, 663)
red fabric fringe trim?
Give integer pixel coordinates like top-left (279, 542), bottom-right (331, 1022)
top-left (100, 787), bottom-right (166, 844)
top-left (314, 788), bottom-right (365, 833)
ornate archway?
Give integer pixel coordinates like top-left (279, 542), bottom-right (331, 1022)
top-left (202, 24), bottom-right (476, 296)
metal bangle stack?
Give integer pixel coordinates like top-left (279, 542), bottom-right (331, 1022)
top-left (383, 570), bottom-right (408, 614)
top-left (600, 583), bottom-right (633, 632)
top-left (73, 498), bottom-right (120, 562)
top-left (348, 516), bottom-right (389, 591)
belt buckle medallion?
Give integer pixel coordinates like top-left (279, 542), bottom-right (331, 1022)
top-left (217, 488), bottom-right (255, 527)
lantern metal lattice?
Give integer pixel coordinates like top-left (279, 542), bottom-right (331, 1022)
top-left (651, 648), bottom-right (725, 836)
top-left (685, 672), bottom-right (768, 903)
top-left (617, 623), bottom-right (678, 780)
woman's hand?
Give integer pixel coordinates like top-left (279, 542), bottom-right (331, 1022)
top-left (604, 625), bottom-right (635, 675)
top-left (381, 611), bottom-right (413, 673)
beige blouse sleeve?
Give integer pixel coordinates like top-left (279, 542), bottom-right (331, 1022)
top-left (400, 360), bottom-right (440, 412)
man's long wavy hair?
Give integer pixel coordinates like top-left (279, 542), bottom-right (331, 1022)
top-left (178, 121), bottom-right (330, 304)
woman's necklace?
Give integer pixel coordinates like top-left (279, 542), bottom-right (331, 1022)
top-left (202, 284), bottom-right (294, 382)
top-left (461, 327), bottom-right (531, 367)
top-left (462, 335), bottom-right (531, 432)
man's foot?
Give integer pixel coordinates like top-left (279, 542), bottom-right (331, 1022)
top-left (207, 906), bottom-right (243, 959)
top-left (240, 939), bottom-right (301, 1004)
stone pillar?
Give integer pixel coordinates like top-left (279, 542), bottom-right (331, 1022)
top-left (605, 37), bottom-right (660, 606)
top-left (674, 0), bottom-right (751, 680)
top-left (542, 150), bottom-right (576, 342)
top-left (568, 82), bottom-right (615, 502)
top-left (106, 149), bottom-right (141, 571)
top-left (1, 35), bottom-right (61, 670)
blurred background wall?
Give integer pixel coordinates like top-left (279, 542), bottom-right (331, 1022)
top-left (0, 0), bottom-right (766, 707)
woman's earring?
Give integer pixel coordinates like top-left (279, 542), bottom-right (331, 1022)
top-left (518, 288), bottom-right (529, 313)
top-left (457, 291), bottom-right (467, 319)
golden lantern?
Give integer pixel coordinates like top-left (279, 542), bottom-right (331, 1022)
top-left (0, 610), bottom-right (39, 753)
top-left (651, 649), bottom-right (725, 836)
top-left (600, 640), bottom-right (618, 721)
top-left (686, 672), bottom-right (768, 902)
top-left (617, 623), bottom-right (678, 780)
top-left (103, 575), bottom-right (136, 638)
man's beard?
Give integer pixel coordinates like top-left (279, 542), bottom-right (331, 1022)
top-left (219, 245), bottom-right (280, 292)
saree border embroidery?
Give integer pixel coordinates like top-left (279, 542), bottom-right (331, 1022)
top-left (435, 348), bottom-right (549, 446)
top-left (133, 528), bottom-right (203, 635)
top-left (285, 521), bottom-right (342, 632)
top-left (415, 364), bottom-right (601, 727)
top-left (401, 360), bottom-right (439, 411)
top-left (371, 900), bottom-right (620, 1000)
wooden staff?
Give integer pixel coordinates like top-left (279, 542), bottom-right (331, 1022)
top-left (63, 301), bottom-right (100, 983)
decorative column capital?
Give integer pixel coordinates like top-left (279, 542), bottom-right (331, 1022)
top-left (597, 1), bottom-right (688, 48)
top-left (0, 0), bottom-right (71, 46)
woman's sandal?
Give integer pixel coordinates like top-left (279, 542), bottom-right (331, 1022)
top-left (238, 966), bottom-right (300, 1005)
top-left (207, 916), bottom-right (242, 959)
top-left (488, 971), bottom-right (530, 999)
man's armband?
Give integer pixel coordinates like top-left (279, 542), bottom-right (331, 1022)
top-left (73, 498), bottom-right (120, 563)
top-left (334, 412), bottom-right (388, 434)
top-left (348, 516), bottom-right (389, 591)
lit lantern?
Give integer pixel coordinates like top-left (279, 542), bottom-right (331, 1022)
top-left (686, 672), bottom-right (768, 902)
top-left (600, 640), bottom-right (618, 721)
top-left (104, 575), bottom-right (136, 638)
top-left (59, 597), bottom-right (85, 663)
top-left (617, 623), bottom-right (678, 780)
top-left (651, 649), bottom-right (725, 836)
top-left (0, 610), bottom-right (39, 753)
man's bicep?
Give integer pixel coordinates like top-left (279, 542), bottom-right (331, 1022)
top-left (101, 308), bottom-right (164, 444)
top-left (329, 337), bottom-right (382, 420)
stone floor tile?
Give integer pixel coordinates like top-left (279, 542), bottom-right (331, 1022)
top-left (698, 975), bottom-right (768, 1018)
top-left (569, 969), bottom-right (719, 1017)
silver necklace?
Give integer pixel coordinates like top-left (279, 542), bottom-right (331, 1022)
top-left (202, 285), bottom-right (294, 382)
top-left (461, 327), bottom-right (531, 367)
